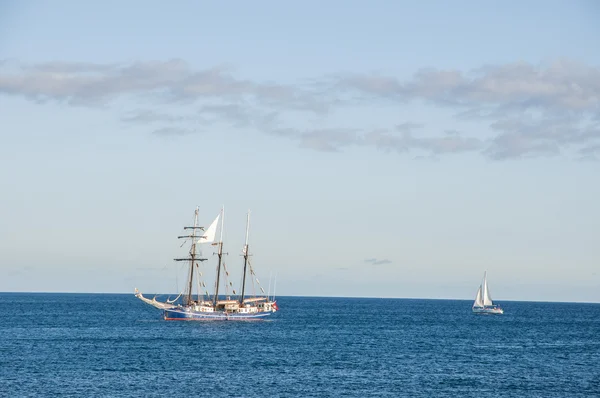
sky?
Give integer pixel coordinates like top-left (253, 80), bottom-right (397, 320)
top-left (1, 1), bottom-right (599, 302)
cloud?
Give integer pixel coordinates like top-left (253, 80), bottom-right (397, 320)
top-left (2, 58), bottom-right (599, 160)
top-left (199, 103), bottom-right (278, 129)
top-left (364, 258), bottom-right (392, 265)
top-left (189, 59), bottom-right (593, 161)
top-left (0, 59), bottom-right (186, 105)
top-left (336, 59), bottom-right (600, 113)
top-left (266, 124), bottom-right (480, 156)
top-left (577, 143), bottom-right (600, 162)
top-left (579, 143), bottom-right (600, 155)
top-left (363, 128), bottom-right (482, 155)
top-left (151, 127), bottom-right (197, 136)
top-left (333, 60), bottom-right (600, 159)
top-left (0, 59), bottom-right (325, 111)
top-left (484, 115), bottom-right (600, 160)
top-left (27, 61), bottom-right (118, 74)
top-left (121, 110), bottom-right (188, 124)
top-left (268, 126), bottom-right (360, 152)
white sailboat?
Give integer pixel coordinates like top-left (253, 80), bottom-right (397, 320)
top-left (472, 271), bottom-right (504, 314)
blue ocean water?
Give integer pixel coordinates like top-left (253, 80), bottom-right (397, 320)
top-left (1, 294), bottom-right (599, 397)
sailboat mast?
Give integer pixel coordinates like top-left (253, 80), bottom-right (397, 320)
top-left (240, 210), bottom-right (250, 304)
top-left (186, 207), bottom-right (199, 306)
top-left (173, 207), bottom-right (206, 306)
top-left (213, 206), bottom-right (225, 307)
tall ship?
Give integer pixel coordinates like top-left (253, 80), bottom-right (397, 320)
top-left (135, 207), bottom-right (279, 320)
top-left (472, 271), bottom-right (504, 314)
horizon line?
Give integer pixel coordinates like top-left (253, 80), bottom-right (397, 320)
top-left (0, 291), bottom-right (598, 305)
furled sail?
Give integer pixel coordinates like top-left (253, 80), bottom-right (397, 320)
top-left (166, 292), bottom-right (183, 304)
top-left (134, 289), bottom-right (177, 309)
top-left (473, 286), bottom-right (483, 307)
top-left (198, 214), bottom-right (220, 245)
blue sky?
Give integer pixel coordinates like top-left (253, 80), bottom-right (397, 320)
top-left (1, 1), bottom-right (599, 302)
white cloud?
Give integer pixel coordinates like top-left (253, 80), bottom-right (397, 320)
top-left (337, 59), bottom-right (600, 113)
top-left (364, 258), bottom-right (392, 265)
top-left (0, 59), bottom-right (324, 111)
top-left (2, 58), bottom-right (599, 160)
top-left (151, 127), bottom-right (196, 136)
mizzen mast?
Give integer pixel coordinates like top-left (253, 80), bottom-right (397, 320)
top-left (240, 210), bottom-right (251, 304)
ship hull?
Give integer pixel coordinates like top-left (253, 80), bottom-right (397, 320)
top-left (163, 307), bottom-right (274, 321)
top-left (472, 306), bottom-right (504, 315)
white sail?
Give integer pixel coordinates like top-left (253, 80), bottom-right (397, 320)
top-left (198, 214), bottom-right (220, 244)
top-left (473, 286), bottom-right (483, 307)
top-left (482, 273), bottom-right (493, 306)
top-left (242, 210), bottom-right (250, 255)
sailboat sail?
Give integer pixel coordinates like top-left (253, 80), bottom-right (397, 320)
top-left (482, 277), bottom-right (493, 306)
top-left (198, 214), bottom-right (219, 245)
top-left (473, 286), bottom-right (483, 307)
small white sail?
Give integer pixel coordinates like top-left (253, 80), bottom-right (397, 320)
top-left (482, 276), bottom-right (493, 306)
top-left (473, 286), bottom-right (483, 307)
top-left (198, 214), bottom-right (220, 244)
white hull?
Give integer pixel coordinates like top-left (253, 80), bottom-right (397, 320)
top-left (472, 306), bottom-right (504, 315)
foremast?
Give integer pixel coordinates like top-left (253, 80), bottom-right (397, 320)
top-left (174, 206), bottom-right (207, 306)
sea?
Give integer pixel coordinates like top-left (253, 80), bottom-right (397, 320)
top-left (1, 294), bottom-right (599, 397)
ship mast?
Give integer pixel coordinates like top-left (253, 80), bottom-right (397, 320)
top-left (174, 206), bottom-right (207, 306)
top-left (213, 206), bottom-right (225, 307)
top-left (240, 210), bottom-right (251, 304)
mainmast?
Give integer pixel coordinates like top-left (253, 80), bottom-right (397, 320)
top-left (174, 206), bottom-right (207, 306)
top-left (240, 210), bottom-right (251, 304)
top-left (213, 206), bottom-right (225, 307)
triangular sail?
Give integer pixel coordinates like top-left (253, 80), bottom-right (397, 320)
top-left (198, 214), bottom-right (220, 244)
top-left (473, 286), bottom-right (483, 307)
top-left (482, 273), bottom-right (493, 306)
